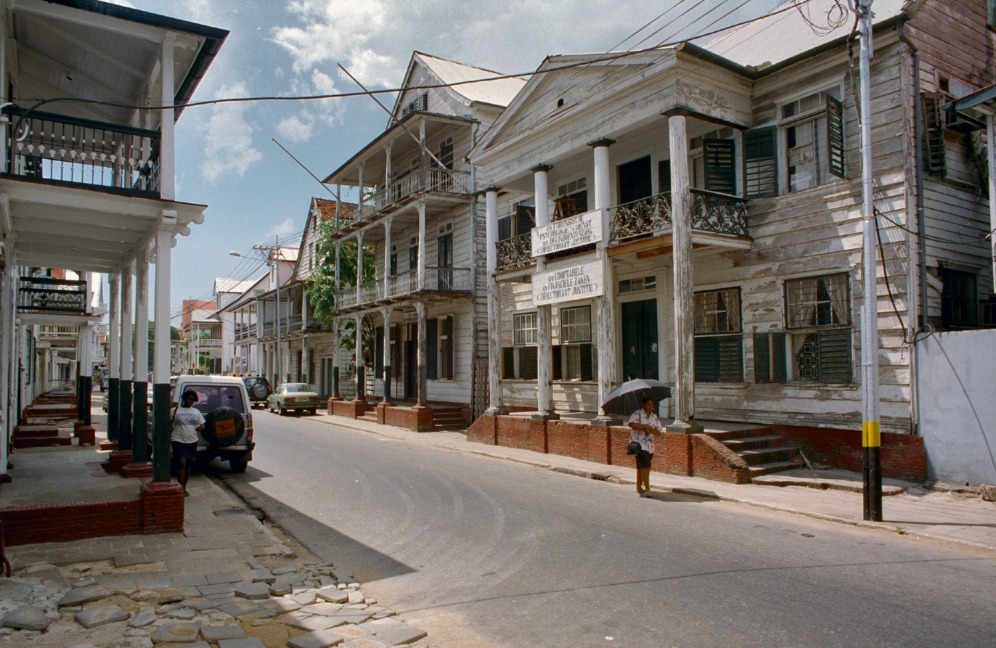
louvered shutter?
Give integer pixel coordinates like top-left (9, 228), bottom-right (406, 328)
top-left (826, 96), bottom-right (846, 179)
top-left (374, 327), bottom-right (383, 375)
top-left (426, 318), bottom-right (437, 380)
top-left (921, 93), bottom-right (947, 177)
top-left (502, 347), bottom-right (515, 379)
top-left (704, 139), bottom-right (737, 194)
top-left (522, 346), bottom-right (538, 380)
top-left (754, 332), bottom-right (787, 384)
top-left (744, 127), bottom-right (777, 197)
top-left (580, 344), bottom-right (595, 381)
top-left (817, 329), bottom-right (852, 383)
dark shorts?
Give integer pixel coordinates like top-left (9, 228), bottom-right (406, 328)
top-left (635, 450), bottom-right (653, 469)
top-left (172, 441), bottom-right (198, 461)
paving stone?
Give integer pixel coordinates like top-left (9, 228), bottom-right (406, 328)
top-left (58, 586), bottom-right (112, 608)
top-left (250, 568), bottom-right (275, 584)
top-left (339, 638), bottom-right (390, 648)
top-left (292, 590), bottom-right (318, 605)
top-left (324, 610), bottom-right (374, 626)
top-left (198, 583), bottom-right (237, 597)
top-left (346, 591), bottom-right (365, 605)
top-left (218, 638), bottom-right (266, 648)
top-left (288, 628), bottom-right (346, 648)
top-left (165, 607), bottom-right (199, 620)
top-left (301, 602), bottom-right (343, 616)
top-left (75, 604), bottom-right (130, 628)
top-left (108, 636), bottom-right (155, 648)
top-left (205, 571), bottom-right (243, 585)
top-left (218, 600), bottom-right (269, 618)
top-left (128, 605), bottom-right (156, 628)
top-left (271, 564), bottom-right (298, 576)
top-left (316, 587), bottom-right (349, 604)
top-left (201, 624), bottom-right (247, 641)
top-left (366, 618), bottom-right (428, 645)
top-left (184, 597), bottom-right (222, 611)
top-left (0, 581), bottom-right (33, 601)
top-left (269, 579), bottom-right (294, 596)
top-left (151, 622), bottom-right (201, 643)
top-left (278, 611), bottom-right (341, 632)
top-left (235, 582), bottom-right (270, 600)
top-left (327, 624), bottom-right (368, 641)
top-left (261, 598), bottom-right (302, 614)
top-left (1, 604), bottom-right (52, 631)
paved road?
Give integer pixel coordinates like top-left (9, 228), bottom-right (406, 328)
top-left (218, 411), bottom-right (996, 648)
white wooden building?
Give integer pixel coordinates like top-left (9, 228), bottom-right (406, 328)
top-left (470, 0), bottom-right (995, 453)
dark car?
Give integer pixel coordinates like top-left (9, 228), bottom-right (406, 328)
top-left (243, 376), bottom-right (272, 409)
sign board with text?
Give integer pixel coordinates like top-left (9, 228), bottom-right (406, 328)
top-left (531, 210), bottom-right (603, 257)
top-left (532, 261), bottom-right (604, 306)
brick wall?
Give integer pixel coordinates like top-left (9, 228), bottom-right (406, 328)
top-left (0, 499), bottom-right (142, 546)
top-left (772, 425), bottom-right (927, 482)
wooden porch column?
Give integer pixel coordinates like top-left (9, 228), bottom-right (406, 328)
top-left (415, 301), bottom-right (428, 407)
top-left (484, 187), bottom-right (507, 415)
top-left (381, 307), bottom-right (392, 403)
top-left (358, 163), bottom-right (365, 220)
top-left (589, 138), bottom-right (618, 424)
top-left (152, 212), bottom-right (177, 482)
top-left (532, 164), bottom-right (558, 420)
top-left (131, 246), bottom-right (150, 464)
top-left (118, 261), bottom-right (134, 452)
top-left (417, 200), bottom-right (426, 291)
top-left (107, 272), bottom-right (121, 442)
top-left (354, 314), bottom-right (364, 401)
top-left (332, 318), bottom-right (341, 399)
top-left (665, 112), bottom-right (702, 434)
top-left (301, 335), bottom-right (310, 384)
top-left (355, 231), bottom-right (364, 307)
top-left (383, 216), bottom-right (393, 298)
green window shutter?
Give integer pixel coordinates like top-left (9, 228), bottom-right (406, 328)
top-left (580, 343), bottom-right (595, 381)
top-left (695, 337), bottom-right (719, 382)
top-left (515, 205), bottom-right (535, 236)
top-left (498, 216), bottom-right (512, 241)
top-left (704, 138), bottom-right (736, 194)
top-left (552, 345), bottom-right (562, 381)
top-left (658, 159), bottom-right (672, 195)
top-left (374, 327), bottom-right (384, 375)
top-left (718, 336), bottom-right (744, 382)
top-left (826, 96), bottom-right (846, 179)
top-left (921, 92), bottom-right (947, 178)
top-left (440, 316), bottom-right (453, 380)
top-left (744, 126), bottom-right (777, 197)
top-left (426, 318), bottom-right (437, 380)
top-left (522, 346), bottom-right (538, 381)
top-left (502, 347), bottom-right (515, 379)
top-left (817, 329), bottom-right (852, 383)
top-left (754, 332), bottom-right (787, 384)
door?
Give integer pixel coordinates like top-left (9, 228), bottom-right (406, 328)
top-left (404, 323), bottom-right (417, 399)
top-left (621, 299), bottom-right (658, 380)
top-left (437, 233), bottom-right (453, 289)
top-left (618, 155), bottom-right (653, 205)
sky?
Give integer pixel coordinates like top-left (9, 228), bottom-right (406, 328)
top-left (104, 0), bottom-right (786, 321)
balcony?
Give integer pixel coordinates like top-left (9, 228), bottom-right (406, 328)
top-left (234, 323), bottom-right (257, 341)
top-left (333, 267), bottom-right (472, 312)
top-left (496, 233), bottom-right (533, 272)
top-left (367, 167), bottom-right (471, 216)
top-left (18, 277), bottom-right (87, 315)
top-left (2, 106), bottom-right (160, 197)
top-left (608, 190), bottom-right (748, 245)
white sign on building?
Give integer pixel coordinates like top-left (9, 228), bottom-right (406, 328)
top-left (531, 210), bottom-right (603, 257)
top-left (532, 261), bottom-right (604, 306)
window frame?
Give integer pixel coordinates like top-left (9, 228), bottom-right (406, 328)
top-left (693, 287), bottom-right (744, 383)
top-left (513, 311), bottom-right (538, 346)
top-left (782, 273), bottom-right (853, 384)
top-left (777, 85), bottom-right (846, 194)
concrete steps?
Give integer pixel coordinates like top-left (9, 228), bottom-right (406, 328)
top-left (705, 426), bottom-right (804, 480)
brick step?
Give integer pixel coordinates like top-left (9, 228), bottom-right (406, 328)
top-left (748, 459), bottom-right (804, 478)
top-left (14, 435), bottom-right (72, 449)
top-left (738, 446), bottom-right (805, 466)
top-left (705, 427), bottom-right (775, 442)
top-left (13, 429), bottom-right (61, 439)
top-left (721, 434), bottom-right (786, 451)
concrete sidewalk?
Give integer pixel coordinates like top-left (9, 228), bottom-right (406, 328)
top-left (309, 412), bottom-right (996, 553)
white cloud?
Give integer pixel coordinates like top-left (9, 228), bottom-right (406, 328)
top-left (276, 114), bottom-right (311, 143)
top-left (270, 218), bottom-right (297, 236)
top-left (201, 82), bottom-right (262, 183)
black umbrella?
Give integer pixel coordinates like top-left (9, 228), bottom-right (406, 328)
top-left (601, 378), bottom-right (671, 416)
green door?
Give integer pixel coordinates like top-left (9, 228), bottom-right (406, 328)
top-left (621, 299), bottom-right (658, 380)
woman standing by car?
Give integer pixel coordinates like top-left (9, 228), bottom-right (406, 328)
top-left (171, 389), bottom-right (204, 496)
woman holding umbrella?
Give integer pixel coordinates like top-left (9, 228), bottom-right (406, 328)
top-left (628, 397), bottom-right (662, 496)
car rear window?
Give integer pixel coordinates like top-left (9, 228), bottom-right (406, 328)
top-left (182, 385), bottom-right (246, 413)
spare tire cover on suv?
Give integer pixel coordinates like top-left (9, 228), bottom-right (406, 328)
top-left (203, 407), bottom-right (245, 447)
top-left (251, 381), bottom-right (268, 399)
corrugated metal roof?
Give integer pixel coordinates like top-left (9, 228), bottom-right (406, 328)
top-left (214, 277), bottom-right (256, 294)
top-left (416, 52), bottom-right (526, 107)
top-left (703, 0), bottom-right (907, 70)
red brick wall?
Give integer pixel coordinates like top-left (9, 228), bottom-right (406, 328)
top-left (495, 416), bottom-right (537, 450)
top-left (771, 425), bottom-right (927, 482)
top-left (689, 435), bottom-right (751, 484)
top-left (383, 406), bottom-right (434, 432)
top-left (0, 499), bottom-right (142, 546)
top-left (141, 481), bottom-right (184, 533)
top-left (467, 416), bottom-right (497, 444)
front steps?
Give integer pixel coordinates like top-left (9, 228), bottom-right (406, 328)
top-left (705, 427), bottom-right (804, 479)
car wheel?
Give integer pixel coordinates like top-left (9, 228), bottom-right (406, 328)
top-left (229, 460), bottom-right (248, 473)
top-left (279, 406), bottom-right (286, 416)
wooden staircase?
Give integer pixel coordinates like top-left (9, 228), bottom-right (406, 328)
top-left (705, 426), bottom-right (804, 479)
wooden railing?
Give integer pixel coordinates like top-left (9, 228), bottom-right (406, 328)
top-left (369, 166), bottom-right (471, 213)
top-left (3, 106), bottom-right (160, 197)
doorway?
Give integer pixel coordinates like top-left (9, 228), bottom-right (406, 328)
top-left (621, 299), bottom-right (658, 380)
top-left (404, 323), bottom-right (417, 399)
top-left (618, 155), bottom-right (653, 205)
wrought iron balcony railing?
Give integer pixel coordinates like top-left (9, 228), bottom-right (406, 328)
top-left (496, 232), bottom-right (533, 272)
top-left (609, 192), bottom-right (673, 243)
top-left (608, 190), bottom-right (749, 244)
top-left (690, 189), bottom-right (749, 237)
top-left (18, 276), bottom-right (87, 315)
top-left (3, 106), bottom-right (160, 197)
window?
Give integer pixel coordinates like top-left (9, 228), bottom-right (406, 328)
top-left (940, 268), bottom-right (978, 328)
top-left (503, 312), bottom-right (538, 380)
top-left (437, 230), bottom-right (453, 289)
top-left (555, 178), bottom-right (588, 219)
top-left (426, 316), bottom-right (455, 380)
top-left (693, 288), bottom-right (743, 382)
top-left (783, 274), bottom-right (852, 383)
top-left (498, 201), bottom-right (535, 242)
top-left (744, 127), bottom-right (777, 197)
top-left (690, 128), bottom-right (736, 194)
top-left (554, 306), bottom-right (595, 381)
top-left (390, 248), bottom-right (397, 276)
top-left (401, 92), bottom-right (428, 117)
top-left (778, 87), bottom-right (845, 193)
top-left (409, 237), bottom-right (418, 272)
top-left (989, 0), bottom-right (996, 28)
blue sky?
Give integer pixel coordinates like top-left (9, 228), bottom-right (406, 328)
top-left (108, 0), bottom-right (784, 319)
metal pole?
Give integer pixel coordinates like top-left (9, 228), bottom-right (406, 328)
top-left (857, 0), bottom-right (882, 521)
top-left (275, 235), bottom-right (281, 388)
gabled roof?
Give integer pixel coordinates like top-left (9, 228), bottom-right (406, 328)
top-left (215, 277), bottom-right (256, 295)
top-left (701, 0), bottom-right (908, 71)
top-left (413, 51), bottom-right (527, 108)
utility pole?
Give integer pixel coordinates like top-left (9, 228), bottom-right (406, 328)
top-left (856, 0), bottom-right (882, 521)
top-left (274, 234), bottom-right (282, 389)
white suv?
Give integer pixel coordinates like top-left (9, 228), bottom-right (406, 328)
top-left (171, 375), bottom-right (255, 473)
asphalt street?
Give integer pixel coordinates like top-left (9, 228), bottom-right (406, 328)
top-left (218, 410), bottom-right (996, 648)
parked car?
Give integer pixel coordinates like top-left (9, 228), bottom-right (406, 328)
top-left (266, 383), bottom-right (323, 416)
top-left (242, 376), bottom-right (272, 409)
top-left (170, 375), bottom-right (254, 473)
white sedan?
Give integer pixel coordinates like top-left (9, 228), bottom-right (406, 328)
top-left (266, 383), bottom-right (324, 416)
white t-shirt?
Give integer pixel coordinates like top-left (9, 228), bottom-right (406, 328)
top-left (171, 405), bottom-right (205, 444)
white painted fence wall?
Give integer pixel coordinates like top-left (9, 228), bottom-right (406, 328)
top-left (916, 330), bottom-right (996, 485)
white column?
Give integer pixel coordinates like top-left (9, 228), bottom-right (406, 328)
top-left (532, 164), bottom-right (557, 419)
top-left (152, 212), bottom-right (176, 481)
top-left (107, 272), bottom-right (121, 439)
top-left (358, 163), bottom-right (365, 220)
top-left (159, 34), bottom-right (176, 201)
top-left (666, 113), bottom-right (701, 433)
top-left (415, 301), bottom-right (427, 406)
top-left (381, 307), bottom-right (392, 403)
top-left (355, 232), bottom-right (364, 305)
top-left (589, 138), bottom-right (617, 422)
top-left (0, 267), bottom-right (14, 476)
top-left (417, 200), bottom-right (426, 291)
top-left (132, 246), bottom-right (150, 462)
top-left (383, 216), bottom-right (393, 298)
top-left (354, 314), bottom-right (364, 401)
top-left (484, 187), bottom-right (506, 415)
